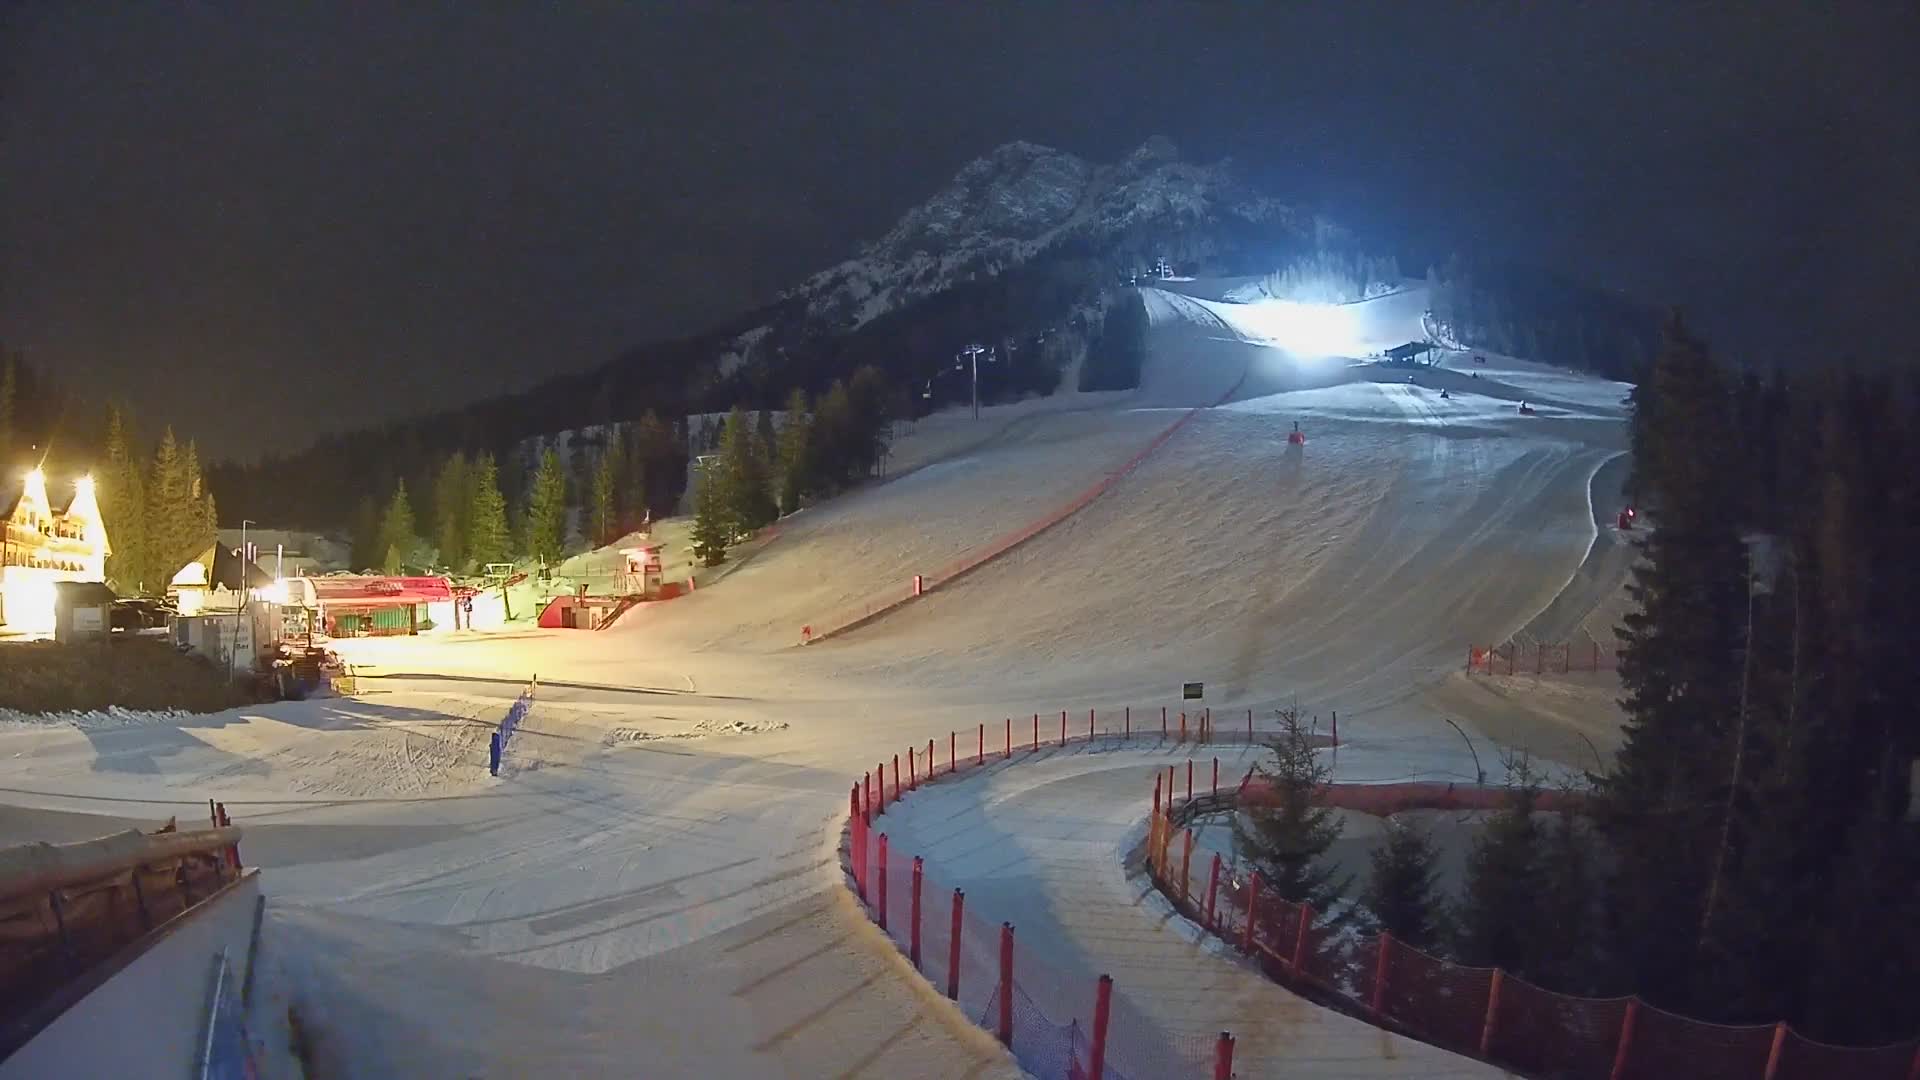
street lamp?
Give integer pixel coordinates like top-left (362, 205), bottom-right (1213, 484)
top-left (231, 519), bottom-right (255, 681)
top-left (960, 343), bottom-right (988, 420)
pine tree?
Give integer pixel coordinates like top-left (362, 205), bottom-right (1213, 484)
top-left (755, 409), bottom-right (778, 470)
top-left (1231, 708), bottom-right (1348, 910)
top-left (350, 496), bottom-right (381, 571)
top-left (718, 405), bottom-right (774, 539)
top-left (146, 427), bottom-right (193, 583)
top-left (1454, 764), bottom-right (1544, 975)
top-left (590, 431), bottom-right (620, 546)
top-left (689, 459), bottom-right (729, 567)
top-left (433, 453), bottom-right (470, 572)
top-left (524, 448), bottom-right (567, 565)
top-left (777, 388), bottom-right (811, 515)
top-left (1363, 820), bottom-right (1445, 950)
top-left (1532, 806), bottom-right (1605, 993)
top-left (1600, 315), bottom-right (1751, 1001)
top-left (101, 407), bottom-right (149, 593)
top-left (377, 479), bottom-right (418, 573)
top-left (465, 452), bottom-right (510, 568)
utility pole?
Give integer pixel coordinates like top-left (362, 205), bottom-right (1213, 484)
top-left (961, 344), bottom-right (988, 420)
top-left (231, 519), bottom-right (254, 681)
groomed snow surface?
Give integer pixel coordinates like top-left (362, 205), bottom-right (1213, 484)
top-left (0, 281), bottom-right (1632, 1077)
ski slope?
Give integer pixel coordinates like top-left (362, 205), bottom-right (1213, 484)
top-left (0, 283), bottom-right (1635, 1077)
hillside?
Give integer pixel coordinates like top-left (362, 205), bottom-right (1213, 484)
top-left (209, 137), bottom-right (1655, 531)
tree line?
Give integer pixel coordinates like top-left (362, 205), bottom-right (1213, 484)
top-left (692, 368), bottom-right (892, 567)
top-left (1237, 320), bottom-right (1918, 1045)
top-left (97, 408), bottom-right (220, 595)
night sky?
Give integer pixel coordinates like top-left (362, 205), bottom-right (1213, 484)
top-left (3, 3), bottom-right (1914, 460)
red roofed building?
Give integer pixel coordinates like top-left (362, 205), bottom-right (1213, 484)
top-left (289, 575), bottom-right (454, 637)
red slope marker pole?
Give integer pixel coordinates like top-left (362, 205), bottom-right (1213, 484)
top-left (947, 889), bottom-right (964, 999)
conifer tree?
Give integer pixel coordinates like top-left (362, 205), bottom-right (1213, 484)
top-left (101, 407), bottom-right (149, 592)
top-left (350, 495), bottom-right (381, 571)
top-left (718, 406), bottom-right (774, 539)
top-left (1601, 315), bottom-right (1750, 1000)
top-left (755, 409), bottom-right (777, 470)
top-left (433, 452), bottom-right (470, 572)
top-left (590, 430), bottom-right (620, 546)
top-left (524, 448), bottom-right (567, 565)
top-left (777, 388), bottom-right (811, 514)
top-left (1231, 708), bottom-right (1348, 909)
top-left (1454, 763), bottom-right (1544, 975)
top-left (377, 479), bottom-right (418, 573)
top-left (465, 452), bottom-right (510, 568)
top-left (146, 427), bottom-right (193, 582)
top-left (1363, 820), bottom-right (1445, 950)
top-left (689, 459), bottom-right (729, 567)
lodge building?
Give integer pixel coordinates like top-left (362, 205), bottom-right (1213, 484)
top-left (0, 468), bottom-right (110, 634)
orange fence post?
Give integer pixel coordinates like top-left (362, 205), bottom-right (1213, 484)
top-left (892, 755), bottom-right (900, 802)
top-left (997, 923), bottom-right (1015, 1047)
top-left (1060, 709), bottom-right (1067, 747)
top-left (1153, 773), bottom-right (1162, 816)
top-left (1005, 717), bottom-right (1011, 758)
top-left (863, 771), bottom-right (874, 825)
top-left (850, 786), bottom-right (867, 901)
top-left (1242, 873), bottom-right (1262, 953)
top-left (909, 746), bottom-right (917, 789)
top-left (1162, 706), bottom-right (1168, 738)
top-left (1609, 999), bottom-right (1640, 1080)
top-left (1480, 969), bottom-right (1504, 1057)
top-left (909, 856), bottom-right (923, 969)
top-left (1125, 705), bottom-right (1130, 739)
top-left (1762, 1021), bottom-right (1788, 1080)
top-left (1371, 932), bottom-right (1392, 1015)
top-left (1204, 853), bottom-right (1222, 929)
top-left (1180, 830), bottom-right (1195, 905)
top-left (928, 738), bottom-right (935, 779)
top-left (1088, 707), bottom-right (1095, 741)
top-left (877, 834), bottom-right (890, 931)
top-left (1212, 757), bottom-right (1219, 794)
top-left (1291, 901), bottom-right (1313, 974)
top-left (1213, 1032), bottom-right (1235, 1080)
top-left (947, 889), bottom-right (964, 999)
top-left (1089, 974), bottom-right (1114, 1080)
top-left (1186, 760), bottom-right (1193, 801)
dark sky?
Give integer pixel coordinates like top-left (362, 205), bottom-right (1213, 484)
top-left (4, 3), bottom-right (1915, 460)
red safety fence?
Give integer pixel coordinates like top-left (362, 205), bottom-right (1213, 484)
top-left (805, 369), bottom-right (1250, 645)
top-left (1467, 640), bottom-right (1620, 675)
top-left (1146, 784), bottom-right (1920, 1080)
top-left (841, 709), bottom-right (1268, 1078)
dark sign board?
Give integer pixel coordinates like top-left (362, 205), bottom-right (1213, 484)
top-left (1182, 682), bottom-right (1203, 701)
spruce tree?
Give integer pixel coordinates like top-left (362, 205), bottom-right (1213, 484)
top-left (1600, 315), bottom-right (1751, 1002)
top-left (1231, 708), bottom-right (1348, 910)
top-left (1363, 820), bottom-right (1445, 950)
top-left (377, 479), bottom-right (418, 573)
top-left (101, 407), bottom-right (149, 593)
top-left (777, 388), bottom-right (811, 515)
top-left (146, 427), bottom-right (192, 583)
top-left (718, 406), bottom-right (774, 539)
top-left (590, 431), bottom-right (620, 546)
top-left (433, 452), bottom-right (470, 572)
top-left (1454, 764), bottom-right (1544, 975)
top-left (524, 447), bottom-right (567, 565)
top-left (465, 452), bottom-right (510, 568)
top-left (350, 495), bottom-right (381, 571)
top-left (689, 459), bottom-right (729, 567)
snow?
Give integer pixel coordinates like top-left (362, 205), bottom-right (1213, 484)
top-left (0, 283), bottom-right (1636, 1076)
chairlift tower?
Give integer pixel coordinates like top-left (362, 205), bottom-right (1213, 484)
top-left (960, 343), bottom-right (989, 420)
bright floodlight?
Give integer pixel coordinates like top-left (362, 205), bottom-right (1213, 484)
top-left (1234, 299), bottom-right (1362, 357)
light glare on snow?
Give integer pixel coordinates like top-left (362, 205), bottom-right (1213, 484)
top-left (1234, 299), bottom-right (1361, 356)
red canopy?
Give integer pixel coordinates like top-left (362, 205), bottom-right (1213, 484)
top-left (309, 575), bottom-right (452, 607)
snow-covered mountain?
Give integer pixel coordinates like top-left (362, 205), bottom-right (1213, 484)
top-left (783, 136), bottom-right (1329, 333)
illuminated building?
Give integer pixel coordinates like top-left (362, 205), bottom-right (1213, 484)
top-left (1, 469), bottom-right (111, 634)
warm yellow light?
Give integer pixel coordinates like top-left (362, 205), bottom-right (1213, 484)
top-left (75, 475), bottom-right (95, 494)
